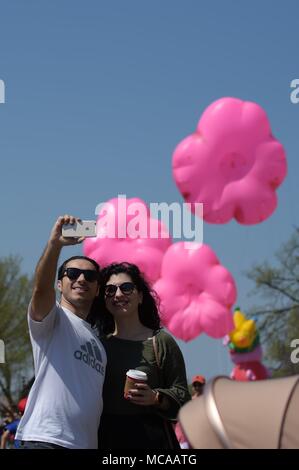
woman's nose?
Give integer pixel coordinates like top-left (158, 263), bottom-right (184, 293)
top-left (114, 286), bottom-right (124, 297)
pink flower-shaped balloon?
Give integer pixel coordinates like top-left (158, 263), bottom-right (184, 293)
top-left (83, 197), bottom-right (172, 284)
top-left (172, 97), bottom-right (287, 224)
top-left (154, 242), bottom-right (236, 341)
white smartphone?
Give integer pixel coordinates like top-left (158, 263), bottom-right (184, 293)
top-left (62, 220), bottom-right (97, 238)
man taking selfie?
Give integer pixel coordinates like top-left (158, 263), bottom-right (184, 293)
top-left (16, 215), bottom-right (106, 449)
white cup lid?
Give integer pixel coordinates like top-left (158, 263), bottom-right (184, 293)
top-left (126, 369), bottom-right (147, 380)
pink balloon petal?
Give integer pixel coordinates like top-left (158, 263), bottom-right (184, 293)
top-left (83, 197), bottom-right (172, 284)
top-left (172, 97), bottom-right (287, 225)
top-left (154, 242), bottom-right (236, 341)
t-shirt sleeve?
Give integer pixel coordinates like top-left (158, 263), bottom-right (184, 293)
top-left (28, 302), bottom-right (59, 373)
top-left (28, 301), bottom-right (58, 340)
top-left (155, 332), bottom-right (191, 419)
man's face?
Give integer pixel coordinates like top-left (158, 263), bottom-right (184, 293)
top-left (57, 259), bottom-right (99, 307)
top-left (192, 382), bottom-right (204, 397)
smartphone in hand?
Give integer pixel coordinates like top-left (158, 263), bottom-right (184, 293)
top-left (62, 220), bottom-right (97, 238)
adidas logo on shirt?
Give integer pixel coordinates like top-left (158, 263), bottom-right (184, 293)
top-left (74, 339), bottom-right (104, 375)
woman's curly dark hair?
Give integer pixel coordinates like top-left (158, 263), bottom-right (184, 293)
top-left (88, 262), bottom-right (161, 336)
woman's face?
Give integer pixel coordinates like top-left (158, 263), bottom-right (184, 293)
top-left (104, 272), bottom-right (143, 318)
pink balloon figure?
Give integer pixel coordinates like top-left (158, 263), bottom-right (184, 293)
top-left (172, 97), bottom-right (287, 224)
top-left (83, 197), bottom-right (172, 284)
top-left (154, 242), bottom-right (236, 341)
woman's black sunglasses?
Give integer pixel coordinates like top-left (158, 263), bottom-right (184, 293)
top-left (104, 282), bottom-right (135, 297)
top-left (62, 267), bottom-right (99, 283)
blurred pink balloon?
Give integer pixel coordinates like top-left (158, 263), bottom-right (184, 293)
top-left (154, 242), bottom-right (236, 341)
top-left (83, 197), bottom-right (171, 284)
top-left (172, 97), bottom-right (287, 224)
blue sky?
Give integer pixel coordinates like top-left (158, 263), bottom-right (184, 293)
top-left (0, 0), bottom-right (298, 381)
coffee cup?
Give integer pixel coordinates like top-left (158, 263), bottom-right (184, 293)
top-left (124, 369), bottom-right (148, 399)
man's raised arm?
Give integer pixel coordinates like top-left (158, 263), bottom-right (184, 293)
top-left (31, 215), bottom-right (84, 321)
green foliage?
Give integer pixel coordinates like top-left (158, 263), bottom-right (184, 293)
top-left (0, 256), bottom-right (33, 413)
top-left (247, 228), bottom-right (299, 377)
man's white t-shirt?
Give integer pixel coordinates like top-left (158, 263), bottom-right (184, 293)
top-left (16, 303), bottom-right (106, 449)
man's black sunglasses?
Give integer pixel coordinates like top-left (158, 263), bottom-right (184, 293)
top-left (62, 267), bottom-right (99, 283)
top-left (104, 282), bottom-right (135, 297)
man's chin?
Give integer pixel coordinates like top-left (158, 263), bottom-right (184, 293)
top-left (71, 294), bottom-right (93, 306)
